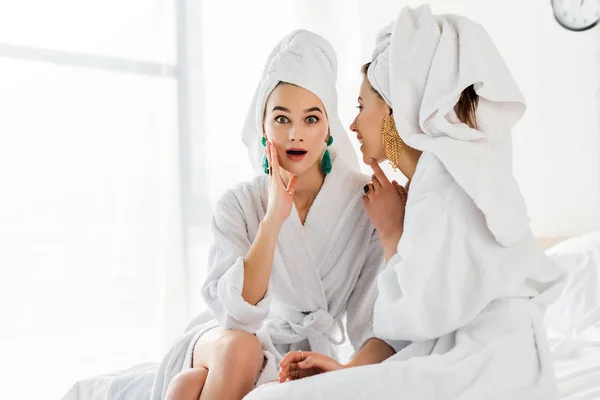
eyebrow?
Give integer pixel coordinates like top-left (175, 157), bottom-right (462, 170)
top-left (272, 106), bottom-right (323, 114)
top-left (358, 97), bottom-right (363, 101)
top-left (304, 107), bottom-right (322, 114)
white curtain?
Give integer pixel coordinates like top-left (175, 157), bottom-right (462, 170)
top-left (0, 1), bottom-right (182, 398)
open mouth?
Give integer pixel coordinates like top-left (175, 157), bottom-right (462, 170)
top-left (286, 149), bottom-right (308, 156)
top-left (286, 148), bottom-right (308, 161)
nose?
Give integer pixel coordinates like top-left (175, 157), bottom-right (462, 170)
top-left (349, 116), bottom-right (358, 133)
top-left (288, 126), bottom-right (304, 143)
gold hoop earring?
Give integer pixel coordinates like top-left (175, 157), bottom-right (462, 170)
top-left (381, 115), bottom-right (403, 171)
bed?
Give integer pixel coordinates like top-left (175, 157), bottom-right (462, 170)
top-left (63, 234), bottom-right (600, 400)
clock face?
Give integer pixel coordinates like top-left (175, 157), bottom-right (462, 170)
top-left (552, 0), bottom-right (600, 31)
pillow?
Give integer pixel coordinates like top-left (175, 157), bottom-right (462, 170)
top-left (544, 231), bottom-right (600, 341)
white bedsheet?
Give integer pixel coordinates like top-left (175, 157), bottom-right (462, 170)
top-left (551, 338), bottom-right (600, 400)
top-left (62, 363), bottom-right (157, 400)
top-left (64, 339), bottom-right (600, 400)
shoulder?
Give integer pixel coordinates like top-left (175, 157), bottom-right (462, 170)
top-left (214, 175), bottom-right (268, 215)
top-left (408, 152), bottom-right (465, 209)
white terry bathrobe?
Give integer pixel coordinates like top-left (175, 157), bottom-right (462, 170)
top-left (149, 30), bottom-right (383, 399)
top-left (246, 6), bottom-right (566, 400)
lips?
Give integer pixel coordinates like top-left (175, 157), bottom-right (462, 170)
top-left (286, 148), bottom-right (308, 161)
top-left (286, 148), bottom-right (308, 156)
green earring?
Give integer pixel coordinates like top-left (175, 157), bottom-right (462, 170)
top-left (261, 137), bottom-right (269, 174)
top-left (321, 135), bottom-right (334, 175)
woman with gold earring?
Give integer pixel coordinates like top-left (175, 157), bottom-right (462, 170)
top-left (253, 5), bottom-right (565, 400)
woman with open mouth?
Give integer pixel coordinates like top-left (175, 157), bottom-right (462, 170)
top-left (151, 29), bottom-right (394, 400)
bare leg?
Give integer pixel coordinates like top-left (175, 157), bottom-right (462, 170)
top-left (165, 367), bottom-right (209, 400)
top-left (193, 327), bottom-right (264, 400)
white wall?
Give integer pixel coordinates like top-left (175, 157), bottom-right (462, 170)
top-left (310, 0), bottom-right (600, 237)
top-left (189, 0), bottom-right (600, 316)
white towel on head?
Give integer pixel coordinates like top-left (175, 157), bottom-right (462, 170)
top-left (241, 29), bottom-right (359, 175)
top-left (367, 5), bottom-right (529, 247)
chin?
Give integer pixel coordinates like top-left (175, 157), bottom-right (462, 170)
top-left (279, 161), bottom-right (311, 176)
top-left (361, 152), bottom-right (374, 165)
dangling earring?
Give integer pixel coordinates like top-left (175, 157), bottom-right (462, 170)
top-left (321, 135), bottom-right (334, 175)
top-left (381, 115), bottom-right (403, 171)
top-left (261, 136), bottom-right (270, 174)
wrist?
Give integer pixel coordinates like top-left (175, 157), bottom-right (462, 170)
top-left (380, 233), bottom-right (402, 263)
top-left (380, 229), bottom-right (402, 247)
top-left (260, 216), bottom-right (283, 233)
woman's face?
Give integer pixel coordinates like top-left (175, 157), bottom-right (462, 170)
top-left (350, 77), bottom-right (390, 165)
top-left (263, 83), bottom-right (329, 176)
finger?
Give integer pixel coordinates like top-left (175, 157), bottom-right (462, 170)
top-left (391, 180), bottom-right (403, 189)
top-left (271, 142), bottom-right (281, 175)
top-left (297, 355), bottom-right (335, 372)
top-left (278, 366), bottom-right (289, 383)
top-left (266, 142), bottom-right (273, 176)
top-left (297, 357), bottom-right (316, 370)
top-left (286, 175), bottom-right (298, 195)
top-left (288, 367), bottom-right (312, 381)
top-left (368, 158), bottom-right (390, 187)
top-left (278, 352), bottom-right (290, 368)
top-left (392, 180), bottom-right (404, 195)
top-left (371, 175), bottom-right (381, 188)
top-left (278, 362), bottom-right (299, 382)
top-left (279, 351), bottom-right (311, 368)
top-left (367, 183), bottom-right (375, 195)
top-left (282, 365), bottom-right (300, 382)
top-left (298, 368), bottom-right (314, 379)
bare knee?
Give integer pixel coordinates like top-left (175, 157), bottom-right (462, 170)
top-left (215, 330), bottom-right (263, 371)
top-left (196, 328), bottom-right (264, 377)
top-left (165, 368), bottom-right (208, 400)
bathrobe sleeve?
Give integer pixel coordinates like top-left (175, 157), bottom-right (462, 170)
top-left (345, 230), bottom-right (411, 354)
top-left (345, 231), bottom-right (381, 351)
top-left (373, 188), bottom-right (529, 342)
top-left (200, 189), bottom-right (272, 333)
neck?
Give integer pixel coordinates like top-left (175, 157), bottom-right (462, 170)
top-left (280, 162), bottom-right (325, 207)
top-left (398, 147), bottom-right (422, 182)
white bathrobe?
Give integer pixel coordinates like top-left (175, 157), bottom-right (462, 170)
top-left (149, 156), bottom-right (383, 399)
top-left (63, 29), bottom-right (371, 400)
top-left (244, 6), bottom-right (566, 399)
top-left (245, 152), bottom-right (565, 400)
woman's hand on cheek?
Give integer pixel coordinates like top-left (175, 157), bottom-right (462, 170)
top-left (264, 141), bottom-right (298, 226)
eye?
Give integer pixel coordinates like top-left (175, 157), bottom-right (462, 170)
top-left (275, 115), bottom-right (289, 124)
top-left (356, 105), bottom-right (363, 111)
top-left (305, 116), bottom-right (319, 124)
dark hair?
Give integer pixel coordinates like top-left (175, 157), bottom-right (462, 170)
top-left (360, 62), bottom-right (479, 130)
top-left (454, 85), bottom-right (479, 130)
